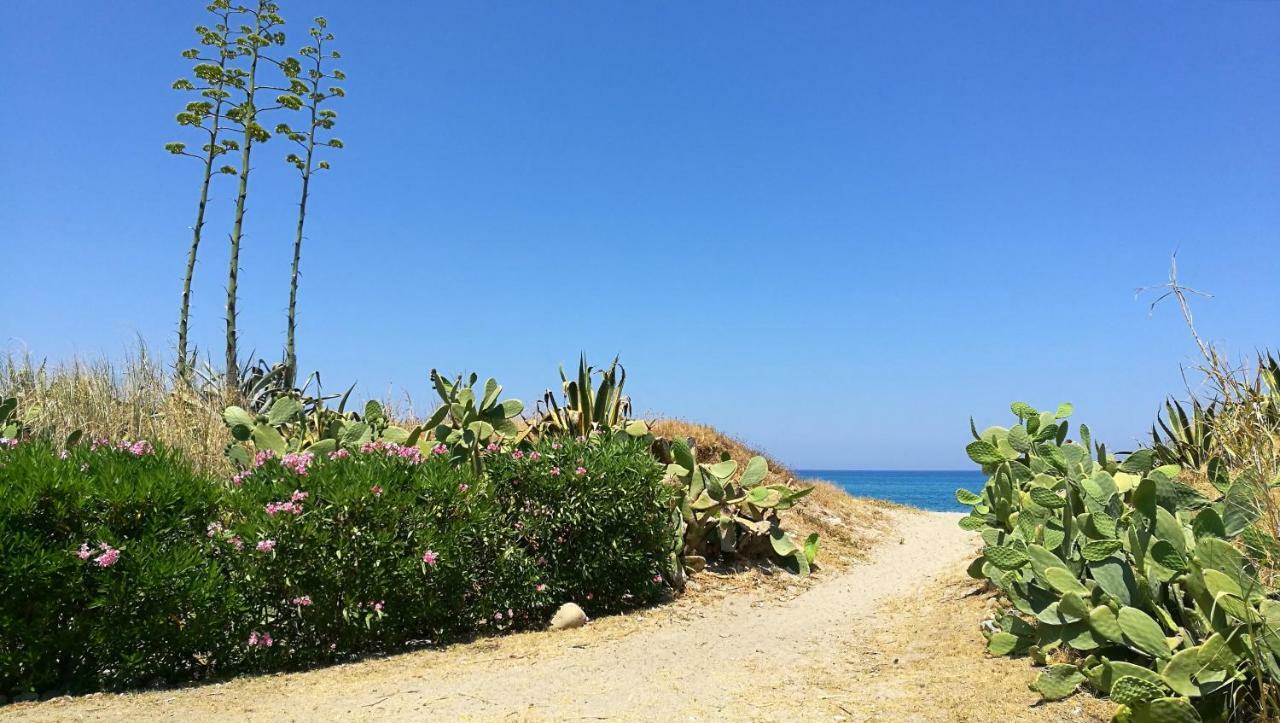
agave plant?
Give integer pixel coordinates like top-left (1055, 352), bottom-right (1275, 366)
top-left (1151, 397), bottom-right (1216, 469)
top-left (536, 354), bottom-right (648, 438)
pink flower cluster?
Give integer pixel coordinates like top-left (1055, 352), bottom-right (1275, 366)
top-left (90, 438), bottom-right (153, 456)
top-left (77, 542), bottom-right (120, 568)
top-left (265, 489), bottom-right (308, 516)
top-left (253, 449), bottom-right (278, 466)
top-left (422, 549), bottom-right (439, 566)
top-left (361, 441), bottom-right (426, 463)
top-left (433, 443), bottom-right (450, 456)
top-left (370, 484), bottom-right (383, 496)
top-left (247, 631), bottom-right (274, 647)
top-left (0, 438), bottom-right (18, 449)
top-left (328, 448), bottom-right (350, 460)
top-left (291, 595), bottom-right (312, 607)
top-left (281, 451), bottom-right (314, 475)
top-left (257, 539), bottom-right (276, 553)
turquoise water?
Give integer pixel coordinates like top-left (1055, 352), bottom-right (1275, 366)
top-left (796, 469), bottom-right (986, 512)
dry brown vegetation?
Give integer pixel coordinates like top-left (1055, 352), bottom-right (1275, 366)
top-left (1, 348), bottom-right (232, 475)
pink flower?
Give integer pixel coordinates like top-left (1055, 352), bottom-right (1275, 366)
top-left (512, 450), bottom-right (524, 460)
top-left (370, 484), bottom-right (383, 497)
top-left (228, 535), bottom-right (244, 550)
top-left (231, 469), bottom-right (252, 487)
top-left (76, 543), bottom-right (92, 560)
top-left (206, 522), bottom-right (224, 538)
top-left (536, 583), bottom-right (546, 592)
top-left (457, 482), bottom-right (469, 493)
top-left (253, 449), bottom-right (278, 467)
top-left (94, 544), bottom-right (120, 568)
top-left (574, 466), bottom-right (586, 476)
top-left (494, 611), bottom-right (503, 620)
top-left (551, 442), bottom-right (562, 450)
top-left (585, 593), bottom-right (593, 600)
top-left (328, 449), bottom-right (350, 460)
top-left (281, 452), bottom-right (314, 475)
top-left (257, 539), bottom-right (276, 553)
top-left (485, 443), bottom-right (499, 453)
top-left (291, 489), bottom-right (308, 503)
top-left (371, 600), bottom-right (384, 612)
top-left (550, 467), bottom-right (561, 476)
top-left (291, 595), bottom-right (312, 606)
top-left (422, 549), bottom-right (439, 566)
top-left (265, 501), bottom-right (302, 516)
top-left (247, 631), bottom-right (273, 647)
top-left (432, 444), bottom-right (448, 456)
top-left (529, 451), bottom-right (541, 461)
top-left (652, 574), bottom-right (663, 584)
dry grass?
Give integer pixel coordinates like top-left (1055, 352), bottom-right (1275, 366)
top-left (0, 347), bottom-right (233, 475)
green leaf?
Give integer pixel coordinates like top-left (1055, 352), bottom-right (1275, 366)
top-left (251, 423), bottom-right (287, 454)
top-left (1055, 402), bottom-right (1074, 419)
top-left (966, 440), bottom-right (1004, 465)
top-left (1029, 486), bottom-right (1066, 508)
top-left (984, 545), bottom-right (1029, 570)
top-left (803, 533), bottom-right (820, 565)
top-left (266, 397), bottom-right (303, 426)
top-left (955, 488), bottom-right (982, 505)
top-left (987, 632), bottom-right (1021, 656)
top-left (1043, 566), bottom-right (1088, 596)
top-left (223, 405), bottom-right (255, 428)
top-left (1030, 664), bottom-right (1084, 701)
top-left (1082, 539), bottom-right (1123, 561)
top-left (1118, 606), bottom-right (1172, 659)
top-left (1110, 676), bottom-right (1167, 707)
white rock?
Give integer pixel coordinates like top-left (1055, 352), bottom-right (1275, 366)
top-left (549, 602), bottom-right (589, 631)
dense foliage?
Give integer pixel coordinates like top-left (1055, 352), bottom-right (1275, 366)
top-left (0, 433), bottom-right (670, 697)
top-left (958, 402), bottom-right (1277, 722)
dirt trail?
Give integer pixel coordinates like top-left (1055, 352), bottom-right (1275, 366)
top-left (5, 510), bottom-right (1113, 722)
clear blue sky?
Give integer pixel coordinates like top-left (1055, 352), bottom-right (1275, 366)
top-left (3, 2), bottom-right (1279, 469)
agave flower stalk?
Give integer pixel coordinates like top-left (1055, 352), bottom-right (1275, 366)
top-left (166, 0), bottom-right (239, 382)
top-left (276, 17), bottom-right (344, 389)
top-left (220, 1), bottom-right (301, 395)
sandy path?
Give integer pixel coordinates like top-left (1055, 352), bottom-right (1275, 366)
top-left (4, 510), bottom-right (1112, 722)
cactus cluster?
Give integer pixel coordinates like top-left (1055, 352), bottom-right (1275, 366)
top-left (223, 393), bottom-right (414, 465)
top-left (959, 401), bottom-right (1278, 722)
top-left (658, 437), bottom-right (817, 584)
top-left (420, 370), bottom-right (524, 472)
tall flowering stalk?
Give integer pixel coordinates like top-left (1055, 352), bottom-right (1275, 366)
top-left (275, 17), bottom-right (344, 388)
top-left (220, 1), bottom-right (302, 395)
top-left (166, 0), bottom-right (239, 382)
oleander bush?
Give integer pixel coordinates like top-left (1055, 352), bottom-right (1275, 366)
top-left (958, 402), bottom-right (1279, 722)
top-left (0, 431), bottom-right (671, 697)
top-left (0, 438), bottom-right (238, 694)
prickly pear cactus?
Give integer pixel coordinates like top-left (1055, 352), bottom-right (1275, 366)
top-left (955, 401), bottom-right (1275, 720)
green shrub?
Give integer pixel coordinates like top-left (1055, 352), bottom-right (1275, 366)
top-left (0, 433), bottom-right (675, 697)
top-left (484, 434), bottom-right (673, 617)
top-left (0, 438), bottom-right (240, 693)
top-left (958, 402), bottom-right (1277, 722)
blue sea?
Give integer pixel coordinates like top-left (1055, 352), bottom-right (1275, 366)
top-left (795, 469), bottom-right (987, 512)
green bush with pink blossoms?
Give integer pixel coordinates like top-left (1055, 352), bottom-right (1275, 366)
top-left (0, 432), bottom-right (672, 697)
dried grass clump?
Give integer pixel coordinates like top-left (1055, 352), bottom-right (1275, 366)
top-left (0, 346), bottom-right (232, 475)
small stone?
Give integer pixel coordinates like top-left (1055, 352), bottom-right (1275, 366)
top-left (549, 602), bottom-right (589, 631)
